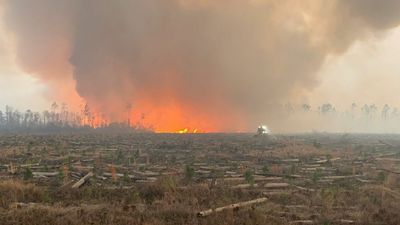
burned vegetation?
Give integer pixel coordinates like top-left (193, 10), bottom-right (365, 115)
top-left (0, 133), bottom-right (400, 225)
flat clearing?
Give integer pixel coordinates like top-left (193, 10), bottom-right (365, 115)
top-left (0, 133), bottom-right (399, 225)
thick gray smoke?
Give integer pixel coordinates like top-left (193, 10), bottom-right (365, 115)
top-left (2, 0), bottom-right (400, 131)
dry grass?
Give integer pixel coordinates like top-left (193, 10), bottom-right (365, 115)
top-left (0, 180), bottom-right (45, 208)
top-left (1, 180), bottom-right (400, 224)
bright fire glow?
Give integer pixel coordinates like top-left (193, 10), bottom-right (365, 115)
top-left (178, 128), bottom-right (188, 134)
top-left (73, 90), bottom-right (248, 132)
top-left (127, 98), bottom-right (226, 133)
top-left (75, 99), bottom-right (248, 132)
top-left (77, 99), bottom-right (248, 132)
top-left (176, 128), bottom-right (198, 134)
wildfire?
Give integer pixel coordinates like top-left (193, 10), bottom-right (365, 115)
top-left (177, 128), bottom-right (198, 134)
top-left (178, 128), bottom-right (188, 134)
top-left (74, 101), bottom-right (248, 133)
top-left (75, 94), bottom-right (247, 133)
top-left (81, 111), bottom-right (108, 128)
top-left (127, 98), bottom-right (224, 133)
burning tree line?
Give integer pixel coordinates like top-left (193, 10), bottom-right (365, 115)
top-left (0, 102), bottom-right (149, 132)
top-left (1, 101), bottom-right (400, 133)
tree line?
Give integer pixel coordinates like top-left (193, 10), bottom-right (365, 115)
top-left (285, 103), bottom-right (400, 119)
top-left (0, 102), bottom-right (148, 132)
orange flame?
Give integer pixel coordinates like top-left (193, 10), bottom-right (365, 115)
top-left (77, 101), bottom-right (247, 133)
top-left (178, 128), bottom-right (188, 134)
top-left (128, 98), bottom-right (224, 133)
top-left (176, 128), bottom-right (198, 134)
top-left (74, 88), bottom-right (248, 132)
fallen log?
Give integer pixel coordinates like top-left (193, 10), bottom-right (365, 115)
top-left (294, 185), bottom-right (315, 192)
top-left (10, 202), bottom-right (37, 209)
top-left (264, 183), bottom-right (289, 189)
top-left (323, 175), bottom-right (359, 180)
top-left (19, 160), bottom-right (41, 168)
top-left (197, 197), bottom-right (268, 217)
top-left (257, 173), bottom-right (303, 179)
top-left (289, 220), bottom-right (313, 224)
top-left (231, 183), bottom-right (259, 189)
top-left (32, 171), bottom-right (59, 177)
top-left (262, 190), bottom-right (294, 196)
top-left (72, 172), bottom-right (93, 188)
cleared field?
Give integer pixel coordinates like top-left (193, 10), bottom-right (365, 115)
top-left (0, 133), bottom-right (399, 225)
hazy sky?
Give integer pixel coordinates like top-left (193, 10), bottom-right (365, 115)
top-left (0, 1), bottom-right (399, 131)
top-left (309, 26), bottom-right (400, 111)
top-left (0, 7), bottom-right (48, 110)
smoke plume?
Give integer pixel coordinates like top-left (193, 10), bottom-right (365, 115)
top-left (2, 0), bottom-right (400, 132)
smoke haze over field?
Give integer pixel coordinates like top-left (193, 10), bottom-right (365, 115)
top-left (1, 0), bottom-right (400, 132)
